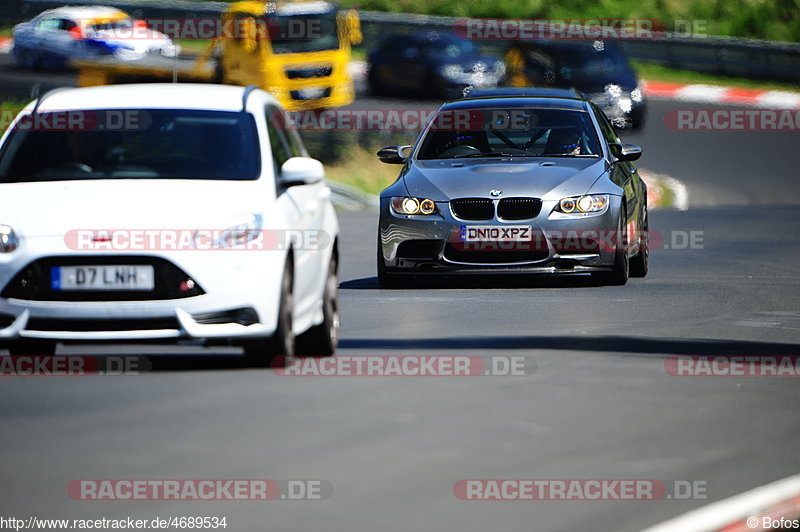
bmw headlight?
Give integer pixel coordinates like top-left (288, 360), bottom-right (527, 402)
top-left (0, 225), bottom-right (18, 252)
top-left (553, 195), bottom-right (610, 216)
top-left (631, 88), bottom-right (643, 103)
top-left (390, 197), bottom-right (437, 216)
top-left (618, 97), bottom-right (633, 113)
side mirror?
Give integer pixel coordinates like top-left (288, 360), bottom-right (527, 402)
top-left (609, 143), bottom-right (642, 162)
top-left (377, 145), bottom-right (412, 164)
top-left (279, 157), bottom-right (325, 186)
top-left (345, 10), bottom-right (362, 46)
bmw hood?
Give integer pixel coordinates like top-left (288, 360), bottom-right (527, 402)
top-left (402, 158), bottom-right (608, 202)
top-left (1, 179), bottom-right (267, 238)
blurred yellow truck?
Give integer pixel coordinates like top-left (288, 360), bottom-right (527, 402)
top-left (75, 0), bottom-right (362, 111)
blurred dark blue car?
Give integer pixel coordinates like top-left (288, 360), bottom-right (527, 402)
top-left (505, 40), bottom-right (646, 130)
top-left (368, 31), bottom-right (506, 99)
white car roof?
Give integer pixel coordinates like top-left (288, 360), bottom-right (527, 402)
top-left (278, 1), bottom-right (335, 15)
top-left (35, 6), bottom-right (129, 22)
top-left (31, 84), bottom-right (279, 113)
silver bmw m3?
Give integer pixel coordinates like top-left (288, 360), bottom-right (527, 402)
top-left (376, 93), bottom-right (649, 287)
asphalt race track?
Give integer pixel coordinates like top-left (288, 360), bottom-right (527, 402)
top-left (1, 54), bottom-right (799, 531)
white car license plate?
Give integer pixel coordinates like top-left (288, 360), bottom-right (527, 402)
top-left (52, 265), bottom-right (155, 291)
top-left (297, 87), bottom-right (326, 99)
top-left (461, 225), bottom-right (533, 242)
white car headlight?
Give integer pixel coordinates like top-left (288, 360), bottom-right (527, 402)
top-left (605, 84), bottom-right (622, 98)
top-left (219, 213), bottom-right (263, 248)
top-left (0, 225), bottom-right (18, 253)
top-left (440, 64), bottom-right (464, 81)
top-left (631, 88), bottom-right (643, 103)
top-left (193, 214), bottom-right (263, 249)
top-left (553, 195), bottom-right (610, 217)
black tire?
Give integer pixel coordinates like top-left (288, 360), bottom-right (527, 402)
top-left (367, 68), bottom-right (387, 96)
top-left (594, 209), bottom-right (629, 286)
top-left (244, 259), bottom-right (294, 367)
top-left (297, 253), bottom-right (339, 357)
top-left (630, 206), bottom-right (649, 278)
top-left (8, 339), bottom-right (57, 357)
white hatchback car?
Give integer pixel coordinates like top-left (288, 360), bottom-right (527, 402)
top-left (0, 84), bottom-right (340, 364)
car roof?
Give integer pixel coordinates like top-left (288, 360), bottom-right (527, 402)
top-left (409, 30), bottom-right (464, 42)
top-left (277, 1), bottom-right (336, 15)
top-left (35, 6), bottom-right (129, 22)
top-left (30, 84), bottom-right (278, 113)
top-left (444, 95), bottom-right (589, 111)
top-left (462, 87), bottom-right (583, 99)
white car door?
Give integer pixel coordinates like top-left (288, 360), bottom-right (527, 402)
top-left (265, 106), bottom-right (327, 321)
top-left (39, 17), bottom-right (76, 64)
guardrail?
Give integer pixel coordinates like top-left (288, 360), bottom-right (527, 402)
top-left (2, 0), bottom-right (800, 83)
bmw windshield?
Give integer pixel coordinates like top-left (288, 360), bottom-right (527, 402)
top-left (417, 107), bottom-right (602, 160)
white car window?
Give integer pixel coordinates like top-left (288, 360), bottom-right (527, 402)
top-left (35, 18), bottom-right (62, 32)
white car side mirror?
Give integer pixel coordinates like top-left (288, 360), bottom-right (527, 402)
top-left (279, 157), bottom-right (325, 186)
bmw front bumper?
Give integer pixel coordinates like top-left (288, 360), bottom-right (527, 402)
top-left (378, 196), bottom-right (623, 276)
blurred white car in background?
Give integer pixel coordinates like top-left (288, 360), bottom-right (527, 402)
top-left (0, 84), bottom-right (340, 365)
top-left (12, 6), bottom-right (179, 69)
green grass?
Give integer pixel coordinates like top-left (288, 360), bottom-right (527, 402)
top-left (324, 145), bottom-right (401, 195)
top-left (175, 39), bottom-right (212, 53)
top-left (0, 100), bottom-right (25, 111)
top-left (350, 47), bottom-right (366, 62)
top-left (0, 101), bottom-right (25, 132)
top-left (337, 0), bottom-right (800, 42)
top-left (634, 62), bottom-right (800, 92)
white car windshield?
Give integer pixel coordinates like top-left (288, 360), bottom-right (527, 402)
top-left (0, 109), bottom-right (260, 182)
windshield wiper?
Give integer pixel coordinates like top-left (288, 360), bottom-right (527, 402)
top-left (452, 152), bottom-right (540, 159)
top-left (540, 154), bottom-right (599, 158)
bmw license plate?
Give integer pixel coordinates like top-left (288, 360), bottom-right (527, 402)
top-left (461, 225), bottom-right (532, 242)
top-left (51, 266), bottom-right (155, 291)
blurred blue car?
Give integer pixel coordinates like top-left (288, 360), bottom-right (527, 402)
top-left (505, 40), bottom-right (646, 130)
top-left (12, 6), bottom-right (179, 70)
top-left (368, 31), bottom-right (506, 99)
